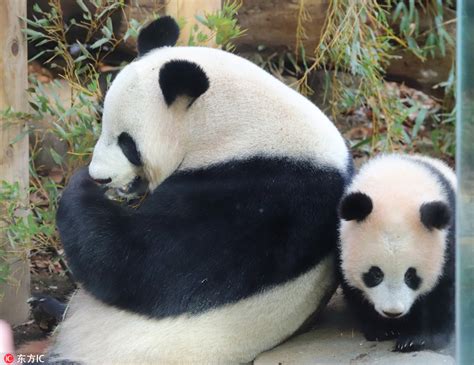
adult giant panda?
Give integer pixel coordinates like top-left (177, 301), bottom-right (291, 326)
top-left (51, 16), bottom-right (353, 364)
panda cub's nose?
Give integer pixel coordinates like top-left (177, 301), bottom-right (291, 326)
top-left (93, 178), bottom-right (112, 185)
top-left (383, 310), bottom-right (403, 318)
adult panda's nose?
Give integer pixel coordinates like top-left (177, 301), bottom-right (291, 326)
top-left (93, 177), bottom-right (112, 185)
top-left (383, 310), bottom-right (403, 318)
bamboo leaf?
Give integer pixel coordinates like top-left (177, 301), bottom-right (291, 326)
top-left (90, 38), bottom-right (109, 49)
top-left (412, 108), bottom-right (428, 139)
top-left (76, 0), bottom-right (90, 14)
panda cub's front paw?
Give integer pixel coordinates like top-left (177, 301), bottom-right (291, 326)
top-left (394, 334), bottom-right (427, 352)
top-left (363, 327), bottom-right (400, 342)
top-left (394, 332), bottom-right (451, 352)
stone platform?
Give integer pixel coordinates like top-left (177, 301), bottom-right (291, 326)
top-left (255, 290), bottom-right (455, 365)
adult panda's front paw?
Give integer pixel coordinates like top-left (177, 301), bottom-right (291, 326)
top-left (65, 166), bottom-right (95, 190)
top-left (62, 167), bottom-right (105, 201)
top-left (58, 167), bottom-right (103, 219)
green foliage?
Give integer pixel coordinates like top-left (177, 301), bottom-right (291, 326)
top-left (431, 106), bottom-right (456, 156)
top-left (0, 259), bottom-right (8, 286)
top-left (24, 0), bottom-right (127, 88)
top-left (298, 0), bottom-right (401, 151)
top-left (190, 1), bottom-right (245, 51)
top-left (28, 77), bottom-right (102, 168)
top-left (391, 0), bottom-right (455, 58)
top-left (0, 182), bottom-right (49, 251)
top-left (0, 181), bottom-right (29, 285)
top-left (297, 0), bottom-right (455, 157)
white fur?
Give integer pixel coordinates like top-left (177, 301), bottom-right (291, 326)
top-left (89, 46), bottom-right (349, 189)
top-left (409, 154), bottom-right (457, 191)
top-left (50, 255), bottom-right (336, 365)
top-left (339, 154), bottom-right (455, 318)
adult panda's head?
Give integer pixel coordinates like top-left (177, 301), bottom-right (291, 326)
top-left (89, 15), bottom-right (350, 193)
top-left (338, 155), bottom-right (453, 319)
top-left (89, 16), bottom-right (209, 191)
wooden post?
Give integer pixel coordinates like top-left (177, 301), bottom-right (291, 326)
top-left (165, 0), bottom-right (222, 46)
top-left (0, 0), bottom-right (30, 325)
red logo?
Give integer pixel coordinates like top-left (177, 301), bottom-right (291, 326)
top-left (3, 353), bottom-right (14, 364)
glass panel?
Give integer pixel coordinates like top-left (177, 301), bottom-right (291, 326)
top-left (456, 0), bottom-right (474, 364)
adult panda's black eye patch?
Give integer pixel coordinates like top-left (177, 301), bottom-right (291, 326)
top-left (118, 132), bottom-right (142, 166)
top-left (404, 267), bottom-right (422, 290)
top-left (362, 266), bottom-right (384, 288)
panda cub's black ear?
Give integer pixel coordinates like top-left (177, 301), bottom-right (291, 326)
top-left (137, 16), bottom-right (180, 56)
top-left (159, 60), bottom-right (210, 106)
top-left (420, 201), bottom-right (452, 230)
top-left (339, 192), bottom-right (373, 222)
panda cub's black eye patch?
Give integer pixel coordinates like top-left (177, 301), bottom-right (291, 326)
top-left (118, 132), bottom-right (142, 166)
top-left (405, 267), bottom-right (422, 290)
top-left (362, 266), bottom-right (384, 288)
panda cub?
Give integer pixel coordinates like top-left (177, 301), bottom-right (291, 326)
top-left (338, 154), bottom-right (455, 352)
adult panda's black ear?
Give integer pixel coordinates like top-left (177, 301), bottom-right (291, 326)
top-left (159, 60), bottom-right (210, 106)
top-left (339, 192), bottom-right (373, 222)
top-left (420, 201), bottom-right (452, 230)
top-left (137, 16), bottom-right (180, 56)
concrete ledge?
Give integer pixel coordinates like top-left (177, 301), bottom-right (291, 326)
top-left (255, 290), bottom-right (454, 365)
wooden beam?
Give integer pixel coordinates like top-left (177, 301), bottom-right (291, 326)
top-left (235, 0), bottom-right (329, 53)
top-left (0, 0), bottom-right (30, 325)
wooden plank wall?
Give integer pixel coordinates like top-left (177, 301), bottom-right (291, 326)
top-left (0, 0), bottom-right (30, 325)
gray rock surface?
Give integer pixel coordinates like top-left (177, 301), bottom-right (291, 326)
top-left (255, 289), bottom-right (455, 365)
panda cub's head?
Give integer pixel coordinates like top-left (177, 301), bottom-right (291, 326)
top-left (88, 16), bottom-right (209, 193)
top-left (338, 155), bottom-right (453, 319)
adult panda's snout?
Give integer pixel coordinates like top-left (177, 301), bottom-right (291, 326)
top-left (88, 158), bottom-right (114, 185)
top-left (89, 137), bottom-right (138, 189)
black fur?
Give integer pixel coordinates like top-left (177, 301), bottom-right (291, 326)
top-left (404, 267), bottom-right (422, 290)
top-left (338, 159), bottom-right (455, 352)
top-left (137, 16), bottom-right (180, 56)
top-left (420, 201), bottom-right (452, 230)
top-left (57, 157), bottom-right (351, 318)
top-left (339, 192), bottom-right (373, 222)
top-left (159, 60), bottom-right (210, 106)
top-left (118, 132), bottom-right (142, 166)
top-left (362, 266), bottom-right (384, 288)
